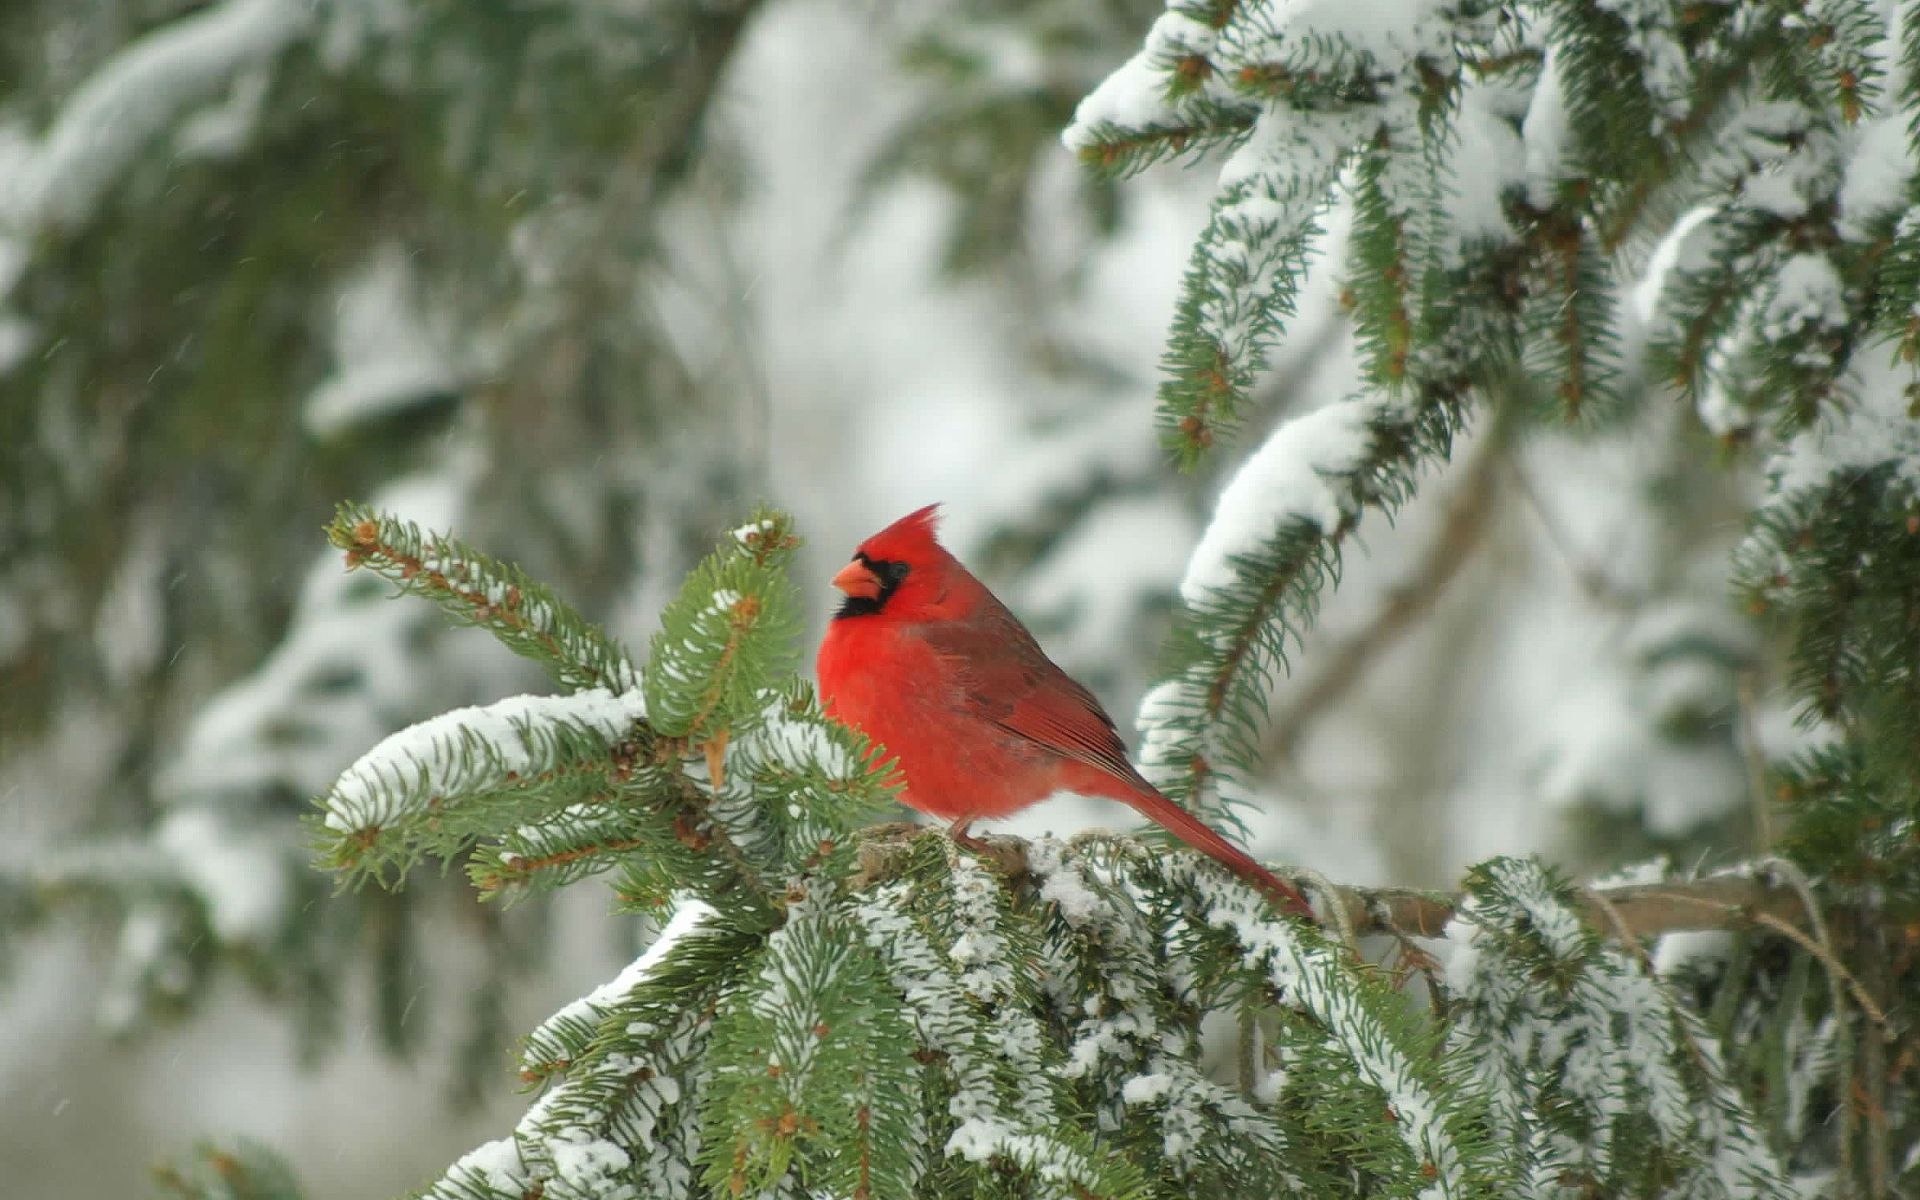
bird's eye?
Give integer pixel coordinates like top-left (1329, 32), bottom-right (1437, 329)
top-left (852, 552), bottom-right (907, 588)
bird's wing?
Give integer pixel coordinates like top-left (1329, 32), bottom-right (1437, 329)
top-left (918, 597), bottom-right (1146, 788)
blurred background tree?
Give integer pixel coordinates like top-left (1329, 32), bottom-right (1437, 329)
top-left (0, 0), bottom-right (1911, 1195)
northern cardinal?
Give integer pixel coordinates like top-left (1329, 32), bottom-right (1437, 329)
top-left (815, 505), bottom-right (1310, 916)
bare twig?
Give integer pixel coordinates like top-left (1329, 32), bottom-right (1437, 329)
top-left (1763, 856), bottom-right (1888, 1033)
top-left (1506, 455), bottom-right (1643, 610)
top-left (1237, 1006), bottom-right (1258, 1098)
top-left (1615, 886), bottom-right (1888, 1031)
top-left (1266, 433), bottom-right (1500, 761)
top-left (1585, 886), bottom-right (1658, 973)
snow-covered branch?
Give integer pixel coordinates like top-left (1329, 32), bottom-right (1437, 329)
top-left (1, 0), bottom-right (311, 235)
top-left (849, 825), bottom-right (1827, 944)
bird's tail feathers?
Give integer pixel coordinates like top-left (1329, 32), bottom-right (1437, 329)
top-left (1122, 787), bottom-right (1312, 917)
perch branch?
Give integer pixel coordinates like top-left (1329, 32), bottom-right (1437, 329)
top-left (851, 826), bottom-right (1821, 944)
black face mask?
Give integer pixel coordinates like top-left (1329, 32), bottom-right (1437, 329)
top-left (834, 553), bottom-right (910, 619)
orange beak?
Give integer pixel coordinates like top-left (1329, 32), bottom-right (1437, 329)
top-left (831, 559), bottom-right (882, 599)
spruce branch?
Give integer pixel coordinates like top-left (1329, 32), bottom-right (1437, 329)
top-left (328, 503), bottom-right (640, 695)
top-left (415, 823), bottom-right (1875, 1200)
top-left (1448, 857), bottom-right (1793, 1196)
top-left (1069, 116), bottom-right (1257, 177)
top-left (849, 853), bottom-right (1154, 1199)
top-left (701, 899), bottom-right (924, 1198)
top-left (1264, 428), bottom-right (1500, 762)
top-left (1142, 853), bottom-right (1500, 1196)
top-left (643, 507), bottom-right (802, 743)
top-left (1140, 376), bottom-right (1471, 822)
top-left (1155, 150), bottom-right (1350, 465)
top-left (311, 689), bottom-right (652, 888)
top-left (309, 510), bottom-right (876, 924)
top-left (849, 826), bottom-right (1832, 945)
top-left (152, 1139), bottom-right (306, 1200)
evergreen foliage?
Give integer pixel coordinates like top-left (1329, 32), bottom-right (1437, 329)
top-left (267, 0), bottom-right (1920, 1190)
top-left (1067, 0), bottom-right (1920, 892)
top-left (4, 0), bottom-right (1918, 1196)
top-left (0, 0), bottom-right (765, 1066)
top-left (1447, 857), bottom-right (1789, 1197)
top-left (287, 505), bottom-right (1904, 1197)
top-left (314, 508), bottom-right (890, 924)
top-left (152, 1140), bottom-right (306, 1200)
top-left (328, 502), bottom-right (644, 698)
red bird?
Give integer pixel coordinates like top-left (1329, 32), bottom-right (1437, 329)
top-left (816, 505), bottom-right (1309, 916)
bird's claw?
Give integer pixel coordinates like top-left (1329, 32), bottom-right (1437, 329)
top-left (946, 819), bottom-right (990, 853)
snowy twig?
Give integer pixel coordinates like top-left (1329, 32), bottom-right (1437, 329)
top-left (332, 505), bottom-right (641, 695)
top-left (851, 827), bottom-right (1831, 944)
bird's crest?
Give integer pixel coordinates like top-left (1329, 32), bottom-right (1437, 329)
top-left (856, 503), bottom-right (944, 563)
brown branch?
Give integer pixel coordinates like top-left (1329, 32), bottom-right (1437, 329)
top-left (1074, 120), bottom-right (1250, 173)
top-left (1265, 431), bottom-right (1499, 761)
top-left (1505, 456), bottom-right (1644, 609)
top-left (850, 826), bottom-right (1818, 944)
top-left (344, 517), bottom-right (608, 687)
top-left (1554, 228), bottom-right (1588, 418)
top-left (474, 836), bottom-right (650, 893)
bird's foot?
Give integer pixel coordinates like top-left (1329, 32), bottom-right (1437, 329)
top-left (946, 818), bottom-right (990, 853)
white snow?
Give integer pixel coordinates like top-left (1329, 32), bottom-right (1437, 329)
top-left (945, 853), bottom-right (1015, 1002)
top-left (1270, 0), bottom-right (1459, 65)
top-left (730, 518), bottom-right (777, 546)
top-left (1061, 9), bottom-right (1222, 150)
top-left (1119, 1071), bottom-right (1174, 1104)
top-left (155, 808), bottom-right (292, 945)
top-left (527, 900), bottom-right (716, 1060)
top-left (1836, 114), bottom-right (1916, 240)
top-left (1631, 205), bottom-right (1717, 327)
top-left (1652, 929), bottom-right (1735, 977)
top-left (449, 1138), bottom-right (528, 1193)
top-left (1182, 395), bottom-right (1381, 602)
top-left (1520, 47), bottom-right (1571, 207)
top-left (1, 0), bottom-right (312, 234)
top-left (321, 687), bottom-right (649, 834)
top-left (1758, 253), bottom-right (1847, 342)
top-left (1027, 837), bottom-right (1104, 925)
top-left (545, 1131), bottom-right (632, 1191)
top-left (1765, 346), bottom-right (1920, 502)
top-left (1442, 81), bottom-right (1526, 258)
top-left (304, 248), bottom-right (462, 438)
